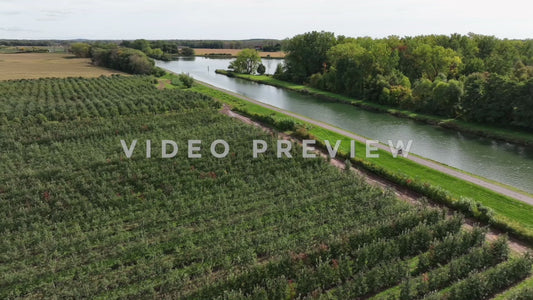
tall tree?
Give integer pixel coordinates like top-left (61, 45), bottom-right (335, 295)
top-left (228, 49), bottom-right (262, 74)
top-left (283, 31), bottom-right (337, 83)
top-left (326, 42), bottom-right (370, 97)
top-left (257, 64), bottom-right (266, 75)
top-left (462, 73), bottom-right (487, 122)
top-left (180, 47), bottom-right (194, 56)
top-left (411, 44), bottom-right (462, 81)
top-left (70, 42), bottom-right (91, 58)
top-left (512, 78), bottom-right (533, 128)
top-left (430, 79), bottom-right (463, 116)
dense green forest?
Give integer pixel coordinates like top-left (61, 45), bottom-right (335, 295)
top-left (276, 32), bottom-right (533, 130)
top-left (70, 42), bottom-right (164, 75)
top-left (120, 39), bottom-right (193, 60)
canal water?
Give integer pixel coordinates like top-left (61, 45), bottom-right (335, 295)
top-left (157, 57), bottom-right (533, 194)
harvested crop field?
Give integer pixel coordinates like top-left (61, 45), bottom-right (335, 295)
top-left (194, 48), bottom-right (285, 58)
top-left (0, 53), bottom-right (125, 80)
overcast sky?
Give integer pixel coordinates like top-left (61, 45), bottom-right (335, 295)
top-left (1, 0), bottom-right (532, 40)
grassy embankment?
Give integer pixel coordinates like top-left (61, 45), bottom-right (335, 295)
top-left (216, 70), bottom-right (533, 146)
top-left (188, 81), bottom-right (533, 245)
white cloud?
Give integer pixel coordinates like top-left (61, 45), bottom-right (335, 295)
top-left (0, 0), bottom-right (531, 39)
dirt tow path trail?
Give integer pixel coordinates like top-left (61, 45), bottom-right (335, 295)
top-left (199, 80), bottom-right (533, 206)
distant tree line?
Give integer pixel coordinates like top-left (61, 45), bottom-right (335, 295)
top-left (177, 39), bottom-right (281, 50)
top-left (1, 40), bottom-right (125, 47)
top-left (181, 40), bottom-right (225, 49)
top-left (119, 39), bottom-right (282, 51)
top-left (120, 39), bottom-right (194, 60)
top-left (261, 41), bottom-right (282, 52)
top-left (2, 39), bottom-right (283, 52)
top-left (0, 40), bottom-right (66, 47)
top-left (70, 42), bottom-right (164, 76)
top-left (276, 31), bottom-right (533, 130)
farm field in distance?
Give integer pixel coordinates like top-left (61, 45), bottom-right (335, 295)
top-left (0, 74), bottom-right (532, 298)
top-left (0, 53), bottom-right (125, 80)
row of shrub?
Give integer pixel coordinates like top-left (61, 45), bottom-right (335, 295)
top-left (301, 225), bottom-right (488, 298)
top-left (429, 254), bottom-right (533, 300)
top-left (399, 236), bottom-right (509, 299)
top-left (505, 285), bottom-right (533, 300)
top-left (70, 42), bottom-right (164, 75)
top-left (414, 227), bottom-right (486, 274)
top-left (186, 217), bottom-right (465, 299)
top-left (322, 258), bottom-right (410, 298)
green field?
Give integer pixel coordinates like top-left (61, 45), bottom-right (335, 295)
top-left (0, 76), bottom-right (531, 298)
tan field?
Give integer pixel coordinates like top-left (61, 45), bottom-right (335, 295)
top-left (193, 48), bottom-right (285, 58)
top-left (0, 53), bottom-right (125, 80)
